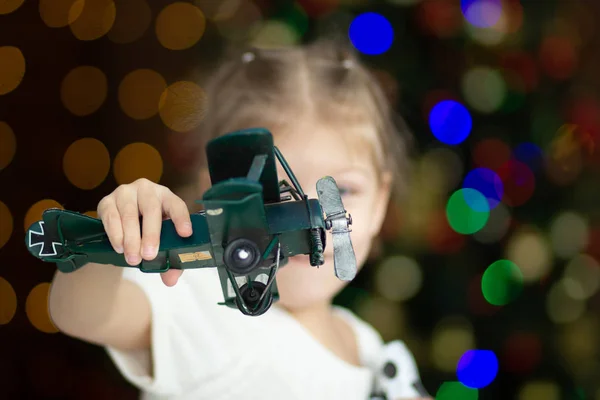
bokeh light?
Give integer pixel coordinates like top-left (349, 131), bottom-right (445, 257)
top-left (500, 51), bottom-right (539, 93)
top-left (420, 147), bottom-right (464, 193)
top-left (505, 227), bottom-right (552, 282)
top-left (159, 81), bottom-right (206, 132)
top-left (431, 316), bottom-right (475, 372)
top-left (156, 2), bottom-right (206, 50)
top-left (0, 46), bottom-right (25, 95)
top-left (549, 211), bottom-right (589, 259)
top-left (63, 138), bottom-right (111, 190)
top-left (349, 12), bottom-right (394, 55)
top-left (461, 66), bottom-right (506, 114)
top-left (0, 0), bottom-right (23, 14)
top-left (24, 200), bottom-right (64, 232)
top-left (0, 277), bottom-right (17, 324)
top-left (214, 0), bottom-right (263, 43)
top-left (118, 69), bottom-right (167, 120)
top-left (0, 121), bottom-right (16, 170)
top-left (356, 296), bottom-right (404, 341)
top-left (446, 188), bottom-right (490, 235)
top-left (502, 332), bottom-right (542, 375)
top-left (374, 255), bottom-right (423, 302)
top-left (0, 201), bottom-right (13, 250)
top-left (461, 0), bottom-right (502, 28)
top-left (296, 0), bottom-right (339, 17)
top-left (481, 259), bottom-right (523, 306)
top-left (462, 168), bottom-right (504, 210)
top-left (518, 381), bottom-right (561, 400)
top-left (429, 100), bottom-right (472, 145)
top-left (496, 160), bottom-right (535, 207)
top-left (562, 254), bottom-right (600, 300)
top-left (69, 0), bottom-right (116, 41)
top-left (107, 0), bottom-right (152, 44)
top-left (472, 137), bottom-right (511, 170)
top-left (457, 349), bottom-right (499, 389)
top-left (473, 202), bottom-right (511, 244)
top-left (250, 20), bottom-right (301, 49)
top-left (436, 381), bottom-right (479, 400)
top-left (417, 0), bottom-right (463, 39)
top-left (539, 36), bottom-right (577, 80)
top-left (60, 66), bottom-right (108, 116)
top-left (113, 142), bottom-right (163, 185)
top-left (512, 142), bottom-right (544, 172)
top-left (39, 0), bottom-right (83, 28)
top-left (558, 313), bottom-right (599, 380)
top-left (26, 282), bottom-right (59, 333)
top-left (546, 280), bottom-right (585, 324)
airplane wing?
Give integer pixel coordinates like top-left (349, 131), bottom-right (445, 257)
top-left (205, 127), bottom-right (281, 204)
top-left (25, 209), bottom-right (214, 273)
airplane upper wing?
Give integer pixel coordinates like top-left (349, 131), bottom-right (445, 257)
top-left (205, 128), bottom-right (281, 204)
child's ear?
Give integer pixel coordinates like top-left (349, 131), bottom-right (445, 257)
top-left (369, 171), bottom-right (393, 238)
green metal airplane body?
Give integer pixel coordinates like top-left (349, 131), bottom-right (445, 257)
top-left (26, 128), bottom-right (356, 316)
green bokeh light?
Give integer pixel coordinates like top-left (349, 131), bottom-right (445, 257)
top-left (436, 381), bottom-right (479, 400)
top-left (481, 260), bottom-right (524, 306)
top-left (446, 188), bottom-right (490, 235)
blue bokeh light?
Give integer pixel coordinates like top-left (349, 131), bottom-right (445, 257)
top-left (461, 0), bottom-right (502, 28)
top-left (462, 168), bottom-right (504, 211)
top-left (349, 12), bottom-right (394, 55)
top-left (512, 142), bottom-right (543, 172)
top-left (457, 350), bottom-right (499, 389)
top-left (429, 100), bottom-right (473, 145)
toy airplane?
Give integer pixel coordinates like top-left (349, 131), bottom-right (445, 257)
top-left (25, 128), bottom-right (356, 316)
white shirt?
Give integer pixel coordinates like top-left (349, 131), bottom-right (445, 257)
top-left (105, 267), bottom-right (427, 400)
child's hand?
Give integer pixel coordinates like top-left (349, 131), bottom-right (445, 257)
top-left (97, 178), bottom-right (193, 286)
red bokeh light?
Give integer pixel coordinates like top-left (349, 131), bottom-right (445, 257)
top-left (472, 138), bottom-right (512, 170)
top-left (500, 51), bottom-right (538, 93)
top-left (538, 36), bottom-right (578, 80)
top-left (426, 210), bottom-right (466, 254)
top-left (417, 0), bottom-right (463, 38)
top-left (296, 0), bottom-right (339, 18)
top-left (502, 331), bottom-right (543, 374)
top-left (497, 160), bottom-right (536, 207)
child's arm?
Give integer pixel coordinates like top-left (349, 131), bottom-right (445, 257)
top-left (48, 178), bottom-right (193, 351)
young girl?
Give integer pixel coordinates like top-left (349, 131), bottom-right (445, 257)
top-left (48, 38), bottom-right (431, 400)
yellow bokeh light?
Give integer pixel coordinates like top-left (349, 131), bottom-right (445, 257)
top-left (63, 138), bottom-right (111, 190)
top-left (431, 316), bottom-right (475, 372)
top-left (39, 0), bottom-right (83, 28)
top-left (61, 66), bottom-right (108, 116)
top-left (250, 20), bottom-right (300, 49)
top-left (113, 142), bottom-right (163, 185)
top-left (461, 66), bottom-right (506, 114)
top-left (0, 277), bottom-right (17, 325)
top-left (518, 381), bottom-right (560, 400)
top-left (24, 199), bottom-right (64, 232)
top-left (356, 296), bottom-right (405, 342)
top-left (119, 69), bottom-right (167, 120)
top-left (374, 255), bottom-right (423, 302)
top-left (546, 280), bottom-right (585, 324)
top-left (26, 282), bottom-right (59, 333)
top-left (158, 81), bottom-right (206, 132)
top-left (155, 2), bottom-right (206, 50)
top-left (0, 0), bottom-right (24, 14)
top-left (505, 226), bottom-right (552, 282)
top-left (107, 0), bottom-right (152, 44)
top-left (0, 201), bottom-right (13, 250)
top-left (0, 46), bottom-right (25, 96)
top-left (549, 210), bottom-right (589, 259)
top-left (558, 314), bottom-right (598, 372)
top-left (69, 0), bottom-right (116, 41)
top-left (215, 0), bottom-right (263, 43)
top-left (84, 210), bottom-right (98, 218)
top-left (0, 121), bottom-right (16, 170)
top-left (563, 254), bottom-right (600, 300)
top-left (193, 0), bottom-right (243, 21)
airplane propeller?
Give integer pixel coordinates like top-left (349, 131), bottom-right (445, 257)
top-left (316, 176), bottom-right (357, 281)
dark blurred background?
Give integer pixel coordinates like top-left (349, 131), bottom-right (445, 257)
top-left (1, 0), bottom-right (599, 399)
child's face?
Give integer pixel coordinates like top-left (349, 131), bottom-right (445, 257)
top-left (272, 123), bottom-right (391, 311)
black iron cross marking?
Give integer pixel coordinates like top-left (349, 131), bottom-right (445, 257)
top-left (29, 221), bottom-right (62, 257)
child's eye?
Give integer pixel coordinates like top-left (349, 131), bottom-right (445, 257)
top-left (338, 186), bottom-right (356, 197)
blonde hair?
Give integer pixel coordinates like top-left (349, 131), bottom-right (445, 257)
top-left (182, 37), bottom-right (413, 201)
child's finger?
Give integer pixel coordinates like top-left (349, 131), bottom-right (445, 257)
top-left (138, 185), bottom-right (162, 261)
top-left (116, 187), bottom-right (142, 266)
top-left (161, 189), bottom-right (192, 237)
top-left (97, 196), bottom-right (124, 254)
top-left (161, 269), bottom-right (183, 286)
